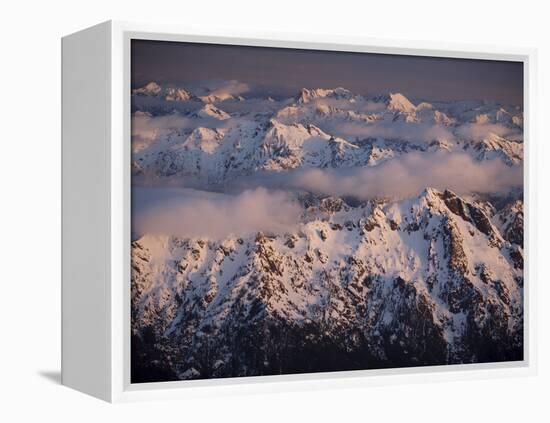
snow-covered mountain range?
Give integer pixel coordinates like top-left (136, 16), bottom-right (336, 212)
top-left (130, 82), bottom-right (524, 382)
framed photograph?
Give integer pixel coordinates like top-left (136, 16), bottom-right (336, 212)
top-left (61, 21), bottom-right (536, 402)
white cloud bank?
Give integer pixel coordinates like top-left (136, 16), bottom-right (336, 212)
top-left (327, 121), bottom-right (454, 144)
top-left (291, 152), bottom-right (522, 199)
top-left (133, 153), bottom-right (522, 239)
top-left (456, 122), bottom-right (522, 142)
top-left (206, 80), bottom-right (250, 98)
top-left (133, 187), bottom-right (301, 239)
top-left (229, 152), bottom-right (523, 200)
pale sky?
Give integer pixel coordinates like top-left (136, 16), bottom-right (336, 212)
top-left (132, 39), bottom-right (523, 106)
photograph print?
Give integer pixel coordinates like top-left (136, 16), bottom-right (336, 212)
top-left (130, 40), bottom-right (524, 383)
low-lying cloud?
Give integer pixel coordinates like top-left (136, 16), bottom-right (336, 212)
top-left (132, 112), bottom-right (194, 138)
top-left (133, 187), bottom-right (301, 240)
top-left (132, 111), bottom-right (254, 153)
top-left (456, 122), bottom-right (522, 142)
top-left (131, 112), bottom-right (206, 153)
top-left (310, 97), bottom-right (387, 113)
top-left (133, 153), bottom-right (522, 239)
top-left (325, 121), bottom-right (454, 144)
top-left (204, 80), bottom-right (250, 99)
top-left (229, 152), bottom-right (523, 200)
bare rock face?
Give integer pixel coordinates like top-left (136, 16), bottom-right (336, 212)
top-left (439, 190), bottom-right (500, 243)
top-left (131, 189), bottom-right (523, 382)
top-left (494, 200), bottom-right (524, 246)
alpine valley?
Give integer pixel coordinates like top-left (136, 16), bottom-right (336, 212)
top-left (130, 81), bottom-right (524, 383)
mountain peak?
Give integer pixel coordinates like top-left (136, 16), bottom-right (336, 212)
top-left (133, 81), bottom-right (162, 96)
top-left (144, 81), bottom-right (161, 91)
top-left (416, 187), bottom-right (445, 206)
top-left (132, 82), bottom-right (198, 102)
top-left (420, 186), bottom-right (441, 197)
top-left (373, 92), bottom-right (416, 113)
top-left (200, 91), bottom-right (237, 103)
top-left (165, 87), bottom-right (194, 102)
top-left (296, 87), bottom-right (354, 104)
top-left (183, 126), bottom-right (225, 154)
top-left (195, 104), bottom-right (230, 120)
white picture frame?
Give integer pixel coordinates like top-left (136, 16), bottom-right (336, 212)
top-left (61, 20), bottom-right (537, 402)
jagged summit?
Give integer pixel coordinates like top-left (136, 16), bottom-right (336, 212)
top-left (132, 81), bottom-right (197, 102)
top-left (296, 87), bottom-right (355, 103)
top-left (182, 126), bottom-right (225, 154)
top-left (373, 92), bottom-right (416, 113)
top-left (165, 87), bottom-right (195, 102)
top-left (200, 92), bottom-right (241, 103)
top-left (133, 81), bottom-right (162, 96)
top-left (193, 104), bottom-right (230, 120)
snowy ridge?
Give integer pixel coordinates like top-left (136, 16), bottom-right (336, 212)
top-left (133, 82), bottom-right (197, 102)
top-left (131, 188), bottom-right (523, 381)
top-left (131, 82), bottom-right (523, 183)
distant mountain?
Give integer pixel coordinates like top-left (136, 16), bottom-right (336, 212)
top-left (373, 92), bottom-right (417, 114)
top-left (199, 92), bottom-right (245, 103)
top-left (192, 104), bottom-right (231, 120)
top-left (131, 83), bottom-right (523, 182)
top-left (133, 82), bottom-right (197, 102)
top-left (296, 87), bottom-right (356, 103)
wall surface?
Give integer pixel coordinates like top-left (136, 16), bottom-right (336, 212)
top-left (62, 21), bottom-right (111, 401)
top-left (1, 0), bottom-right (548, 421)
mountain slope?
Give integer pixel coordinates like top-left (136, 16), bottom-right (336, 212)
top-left (131, 189), bottom-right (523, 382)
top-left (131, 84), bottom-right (524, 182)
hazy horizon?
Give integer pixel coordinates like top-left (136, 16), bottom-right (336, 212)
top-left (132, 39), bottom-right (523, 106)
